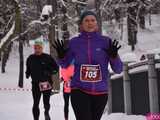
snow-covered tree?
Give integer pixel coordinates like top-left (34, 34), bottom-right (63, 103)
top-left (100, 0), bottom-right (157, 51)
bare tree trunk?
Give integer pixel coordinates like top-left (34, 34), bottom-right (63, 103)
top-left (62, 6), bottom-right (70, 42)
top-left (18, 36), bottom-right (24, 88)
top-left (47, 0), bottom-right (60, 92)
top-left (1, 50), bottom-right (7, 73)
top-left (1, 42), bottom-right (12, 73)
top-left (35, 0), bottom-right (42, 18)
top-left (0, 51), bottom-right (1, 61)
top-left (149, 10), bottom-right (152, 26)
top-left (139, 5), bottom-right (146, 29)
top-left (139, 15), bottom-right (145, 29)
top-left (120, 18), bottom-right (124, 41)
top-left (127, 0), bottom-right (138, 51)
top-left (48, 0), bottom-right (57, 58)
top-left (95, 0), bottom-right (102, 33)
top-left (14, 2), bottom-right (24, 88)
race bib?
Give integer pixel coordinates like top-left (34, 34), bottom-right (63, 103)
top-left (80, 64), bottom-right (102, 82)
top-left (39, 81), bottom-right (52, 92)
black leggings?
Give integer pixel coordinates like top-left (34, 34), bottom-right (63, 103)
top-left (32, 84), bottom-right (51, 120)
top-left (63, 92), bottom-right (70, 119)
top-left (71, 89), bottom-right (108, 120)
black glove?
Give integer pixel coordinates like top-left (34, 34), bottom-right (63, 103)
top-left (104, 39), bottom-right (121, 58)
top-left (52, 39), bottom-right (68, 59)
top-left (26, 74), bottom-right (30, 79)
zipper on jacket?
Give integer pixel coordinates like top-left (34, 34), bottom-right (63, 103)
top-left (87, 34), bottom-right (96, 92)
top-left (87, 36), bottom-right (91, 64)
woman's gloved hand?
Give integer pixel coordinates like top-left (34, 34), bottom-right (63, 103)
top-left (52, 39), bottom-right (68, 59)
top-left (104, 39), bottom-right (121, 58)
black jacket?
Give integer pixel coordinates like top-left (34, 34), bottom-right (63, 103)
top-left (26, 53), bottom-right (59, 84)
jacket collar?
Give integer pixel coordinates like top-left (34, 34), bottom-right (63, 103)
top-left (79, 31), bottom-right (100, 38)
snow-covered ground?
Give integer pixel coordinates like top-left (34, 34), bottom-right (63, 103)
top-left (1, 14), bottom-right (160, 120)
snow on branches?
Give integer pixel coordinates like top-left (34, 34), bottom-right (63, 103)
top-left (0, 21), bottom-right (15, 49)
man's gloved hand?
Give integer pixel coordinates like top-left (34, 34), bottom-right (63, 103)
top-left (52, 39), bottom-right (68, 59)
top-left (104, 39), bottom-right (121, 58)
top-left (26, 74), bottom-right (30, 79)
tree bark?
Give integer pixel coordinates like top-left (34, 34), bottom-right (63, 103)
top-left (95, 0), bottom-right (102, 33)
top-left (18, 36), bottom-right (24, 88)
top-left (15, 2), bottom-right (24, 88)
top-left (139, 4), bottom-right (146, 29)
top-left (0, 51), bottom-right (1, 61)
top-left (48, 0), bottom-right (60, 92)
top-left (127, 0), bottom-right (138, 51)
top-left (1, 43), bottom-right (12, 73)
top-left (62, 6), bottom-right (69, 42)
top-left (1, 50), bottom-right (7, 73)
top-left (35, 0), bottom-right (42, 18)
top-left (48, 0), bottom-right (57, 58)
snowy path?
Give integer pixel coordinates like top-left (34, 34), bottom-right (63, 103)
top-left (0, 89), bottom-right (146, 120)
top-left (0, 90), bottom-right (76, 120)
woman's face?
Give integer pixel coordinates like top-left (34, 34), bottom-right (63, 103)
top-left (81, 15), bottom-right (98, 32)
